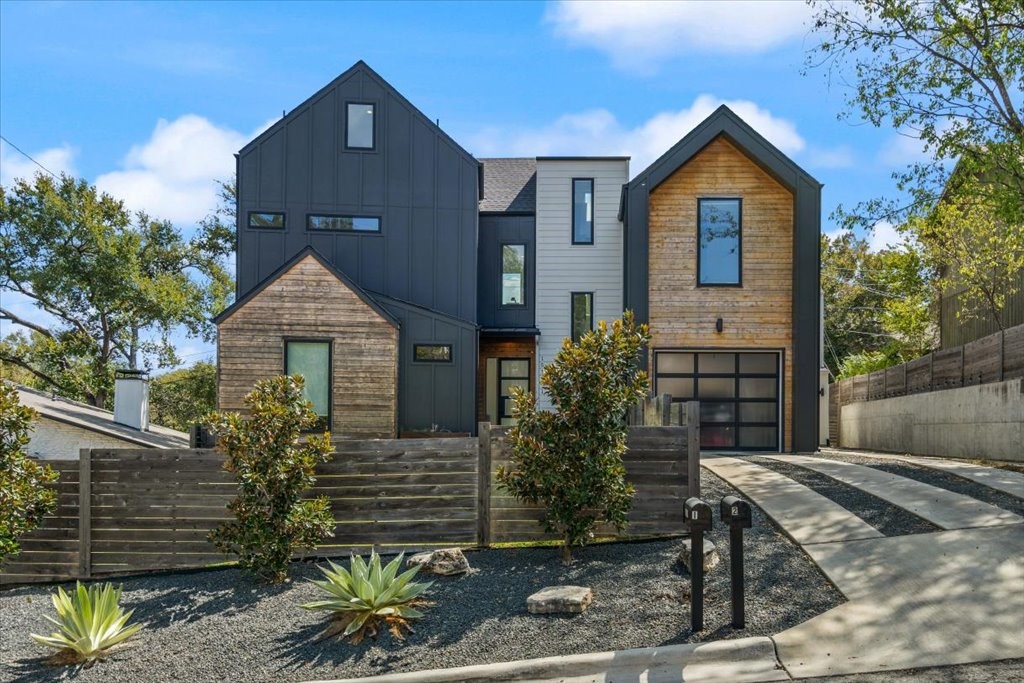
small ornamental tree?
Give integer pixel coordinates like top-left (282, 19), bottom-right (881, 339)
top-left (208, 375), bottom-right (334, 582)
top-left (0, 382), bottom-right (57, 564)
top-left (497, 311), bottom-right (650, 564)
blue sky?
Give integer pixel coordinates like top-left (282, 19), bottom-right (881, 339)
top-left (1, 0), bottom-right (922, 371)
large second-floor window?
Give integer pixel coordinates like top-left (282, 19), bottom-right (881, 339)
top-left (501, 244), bottom-right (526, 306)
top-left (572, 178), bottom-right (594, 244)
top-left (346, 102), bottom-right (375, 150)
top-left (571, 292), bottom-right (593, 342)
top-left (285, 340), bottom-right (331, 430)
top-left (698, 198), bottom-right (742, 286)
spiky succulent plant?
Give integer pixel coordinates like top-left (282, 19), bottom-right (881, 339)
top-left (301, 552), bottom-right (432, 643)
top-left (31, 582), bottom-right (143, 664)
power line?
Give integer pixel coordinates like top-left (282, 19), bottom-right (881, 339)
top-left (0, 135), bottom-right (58, 178)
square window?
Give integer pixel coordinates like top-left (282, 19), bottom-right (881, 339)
top-left (698, 198), bottom-right (741, 285)
top-left (572, 178), bottom-right (594, 244)
top-left (285, 340), bottom-right (330, 428)
top-left (571, 292), bottom-right (593, 342)
top-left (248, 211), bottom-right (284, 229)
top-left (414, 344), bottom-right (452, 363)
top-left (501, 244), bottom-right (526, 306)
top-left (346, 102), bottom-right (375, 149)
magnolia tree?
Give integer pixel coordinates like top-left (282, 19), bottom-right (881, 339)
top-left (0, 383), bottom-right (57, 564)
top-left (497, 311), bottom-right (650, 564)
top-left (207, 375), bottom-right (334, 582)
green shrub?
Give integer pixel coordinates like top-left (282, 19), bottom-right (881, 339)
top-left (302, 552), bottom-right (432, 644)
top-left (31, 582), bottom-right (143, 665)
top-left (497, 311), bottom-right (650, 563)
top-left (0, 382), bottom-right (57, 564)
top-left (207, 375), bottom-right (334, 582)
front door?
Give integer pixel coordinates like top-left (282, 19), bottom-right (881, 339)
top-left (654, 351), bottom-right (781, 451)
top-left (497, 358), bottom-right (530, 425)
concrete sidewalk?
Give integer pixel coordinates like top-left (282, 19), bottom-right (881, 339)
top-left (308, 636), bottom-right (788, 683)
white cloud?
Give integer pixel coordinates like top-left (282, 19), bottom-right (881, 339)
top-left (547, 0), bottom-right (812, 70)
top-left (95, 115), bottom-right (257, 224)
top-left (868, 220), bottom-right (900, 252)
top-left (470, 94), bottom-right (805, 176)
top-left (0, 141), bottom-right (77, 186)
top-left (878, 132), bottom-right (932, 167)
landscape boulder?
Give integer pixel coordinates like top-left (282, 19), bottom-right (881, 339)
top-left (406, 547), bottom-right (470, 576)
top-left (678, 538), bottom-right (720, 574)
top-left (527, 585), bottom-right (594, 614)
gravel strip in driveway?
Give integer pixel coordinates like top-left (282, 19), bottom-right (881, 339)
top-left (812, 452), bottom-right (1024, 519)
top-left (0, 470), bottom-right (843, 683)
top-left (749, 457), bottom-right (941, 537)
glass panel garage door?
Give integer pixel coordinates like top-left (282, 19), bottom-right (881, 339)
top-left (654, 351), bottom-right (780, 451)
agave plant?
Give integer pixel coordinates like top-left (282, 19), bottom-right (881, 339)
top-left (30, 582), bottom-right (143, 664)
top-left (302, 552), bottom-right (432, 643)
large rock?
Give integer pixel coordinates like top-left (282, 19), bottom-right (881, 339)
top-left (678, 538), bottom-right (720, 574)
top-left (527, 585), bottom-right (594, 614)
top-left (406, 547), bottom-right (470, 576)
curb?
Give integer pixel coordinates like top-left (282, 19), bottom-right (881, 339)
top-left (305, 635), bottom-right (788, 683)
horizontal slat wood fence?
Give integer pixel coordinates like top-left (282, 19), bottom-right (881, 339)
top-left (829, 323), bottom-right (1023, 445)
top-left (3, 416), bottom-right (698, 586)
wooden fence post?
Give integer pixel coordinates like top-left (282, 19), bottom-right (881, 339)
top-left (659, 393), bottom-right (672, 425)
top-left (477, 423), bottom-right (492, 548)
top-left (999, 329), bottom-right (1005, 381)
top-left (685, 401), bottom-right (700, 500)
top-left (78, 449), bottom-right (91, 579)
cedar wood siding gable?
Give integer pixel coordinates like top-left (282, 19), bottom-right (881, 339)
top-left (235, 60), bottom-right (480, 323)
top-left (216, 252), bottom-right (399, 439)
top-left (623, 105), bottom-right (822, 452)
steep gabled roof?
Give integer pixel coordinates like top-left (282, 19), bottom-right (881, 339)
top-left (237, 60), bottom-right (477, 165)
top-left (213, 246), bottom-right (400, 328)
top-left (628, 105), bottom-right (822, 194)
top-left (478, 158), bottom-right (537, 213)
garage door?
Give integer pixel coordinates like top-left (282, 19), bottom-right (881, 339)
top-left (654, 351), bottom-right (780, 451)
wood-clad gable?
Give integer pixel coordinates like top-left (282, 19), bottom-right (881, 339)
top-left (217, 253), bottom-right (399, 438)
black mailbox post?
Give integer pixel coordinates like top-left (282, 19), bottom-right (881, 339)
top-left (684, 496), bottom-right (713, 632)
top-left (720, 495), bottom-right (753, 628)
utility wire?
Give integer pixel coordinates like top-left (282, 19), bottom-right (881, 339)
top-left (0, 135), bottom-right (58, 178)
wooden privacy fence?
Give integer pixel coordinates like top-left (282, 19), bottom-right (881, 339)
top-left (829, 323), bottom-right (1024, 445)
top-left (2, 416), bottom-right (698, 586)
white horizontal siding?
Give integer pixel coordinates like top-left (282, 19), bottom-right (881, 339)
top-left (535, 160), bottom-right (628, 409)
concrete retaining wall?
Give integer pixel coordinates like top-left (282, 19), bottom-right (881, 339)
top-left (839, 378), bottom-right (1024, 463)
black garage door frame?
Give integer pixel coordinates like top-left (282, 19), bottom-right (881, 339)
top-left (653, 347), bottom-right (785, 452)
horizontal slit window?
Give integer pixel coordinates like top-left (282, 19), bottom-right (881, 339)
top-left (307, 215), bottom-right (380, 232)
top-left (248, 211), bottom-right (284, 229)
top-left (414, 344), bottom-right (452, 363)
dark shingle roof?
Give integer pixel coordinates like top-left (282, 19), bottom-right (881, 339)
top-left (479, 158), bottom-right (536, 213)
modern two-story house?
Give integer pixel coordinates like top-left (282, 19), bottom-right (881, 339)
top-left (215, 61), bottom-right (822, 450)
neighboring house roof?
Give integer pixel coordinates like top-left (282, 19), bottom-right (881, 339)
top-left (213, 246), bottom-right (401, 328)
top-left (479, 158), bottom-right (536, 213)
top-left (13, 384), bottom-right (189, 449)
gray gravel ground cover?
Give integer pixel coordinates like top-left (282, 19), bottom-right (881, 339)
top-left (749, 456), bottom-right (941, 537)
top-left (812, 452), bottom-right (1024, 518)
top-left (0, 470), bottom-right (843, 683)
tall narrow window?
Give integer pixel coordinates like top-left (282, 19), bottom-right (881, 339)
top-left (572, 178), bottom-right (594, 244)
top-left (285, 340), bottom-right (331, 429)
top-left (698, 198), bottom-right (742, 286)
top-left (571, 292), bottom-right (593, 342)
top-left (501, 244), bottom-right (526, 306)
top-left (346, 102), bottom-right (375, 150)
